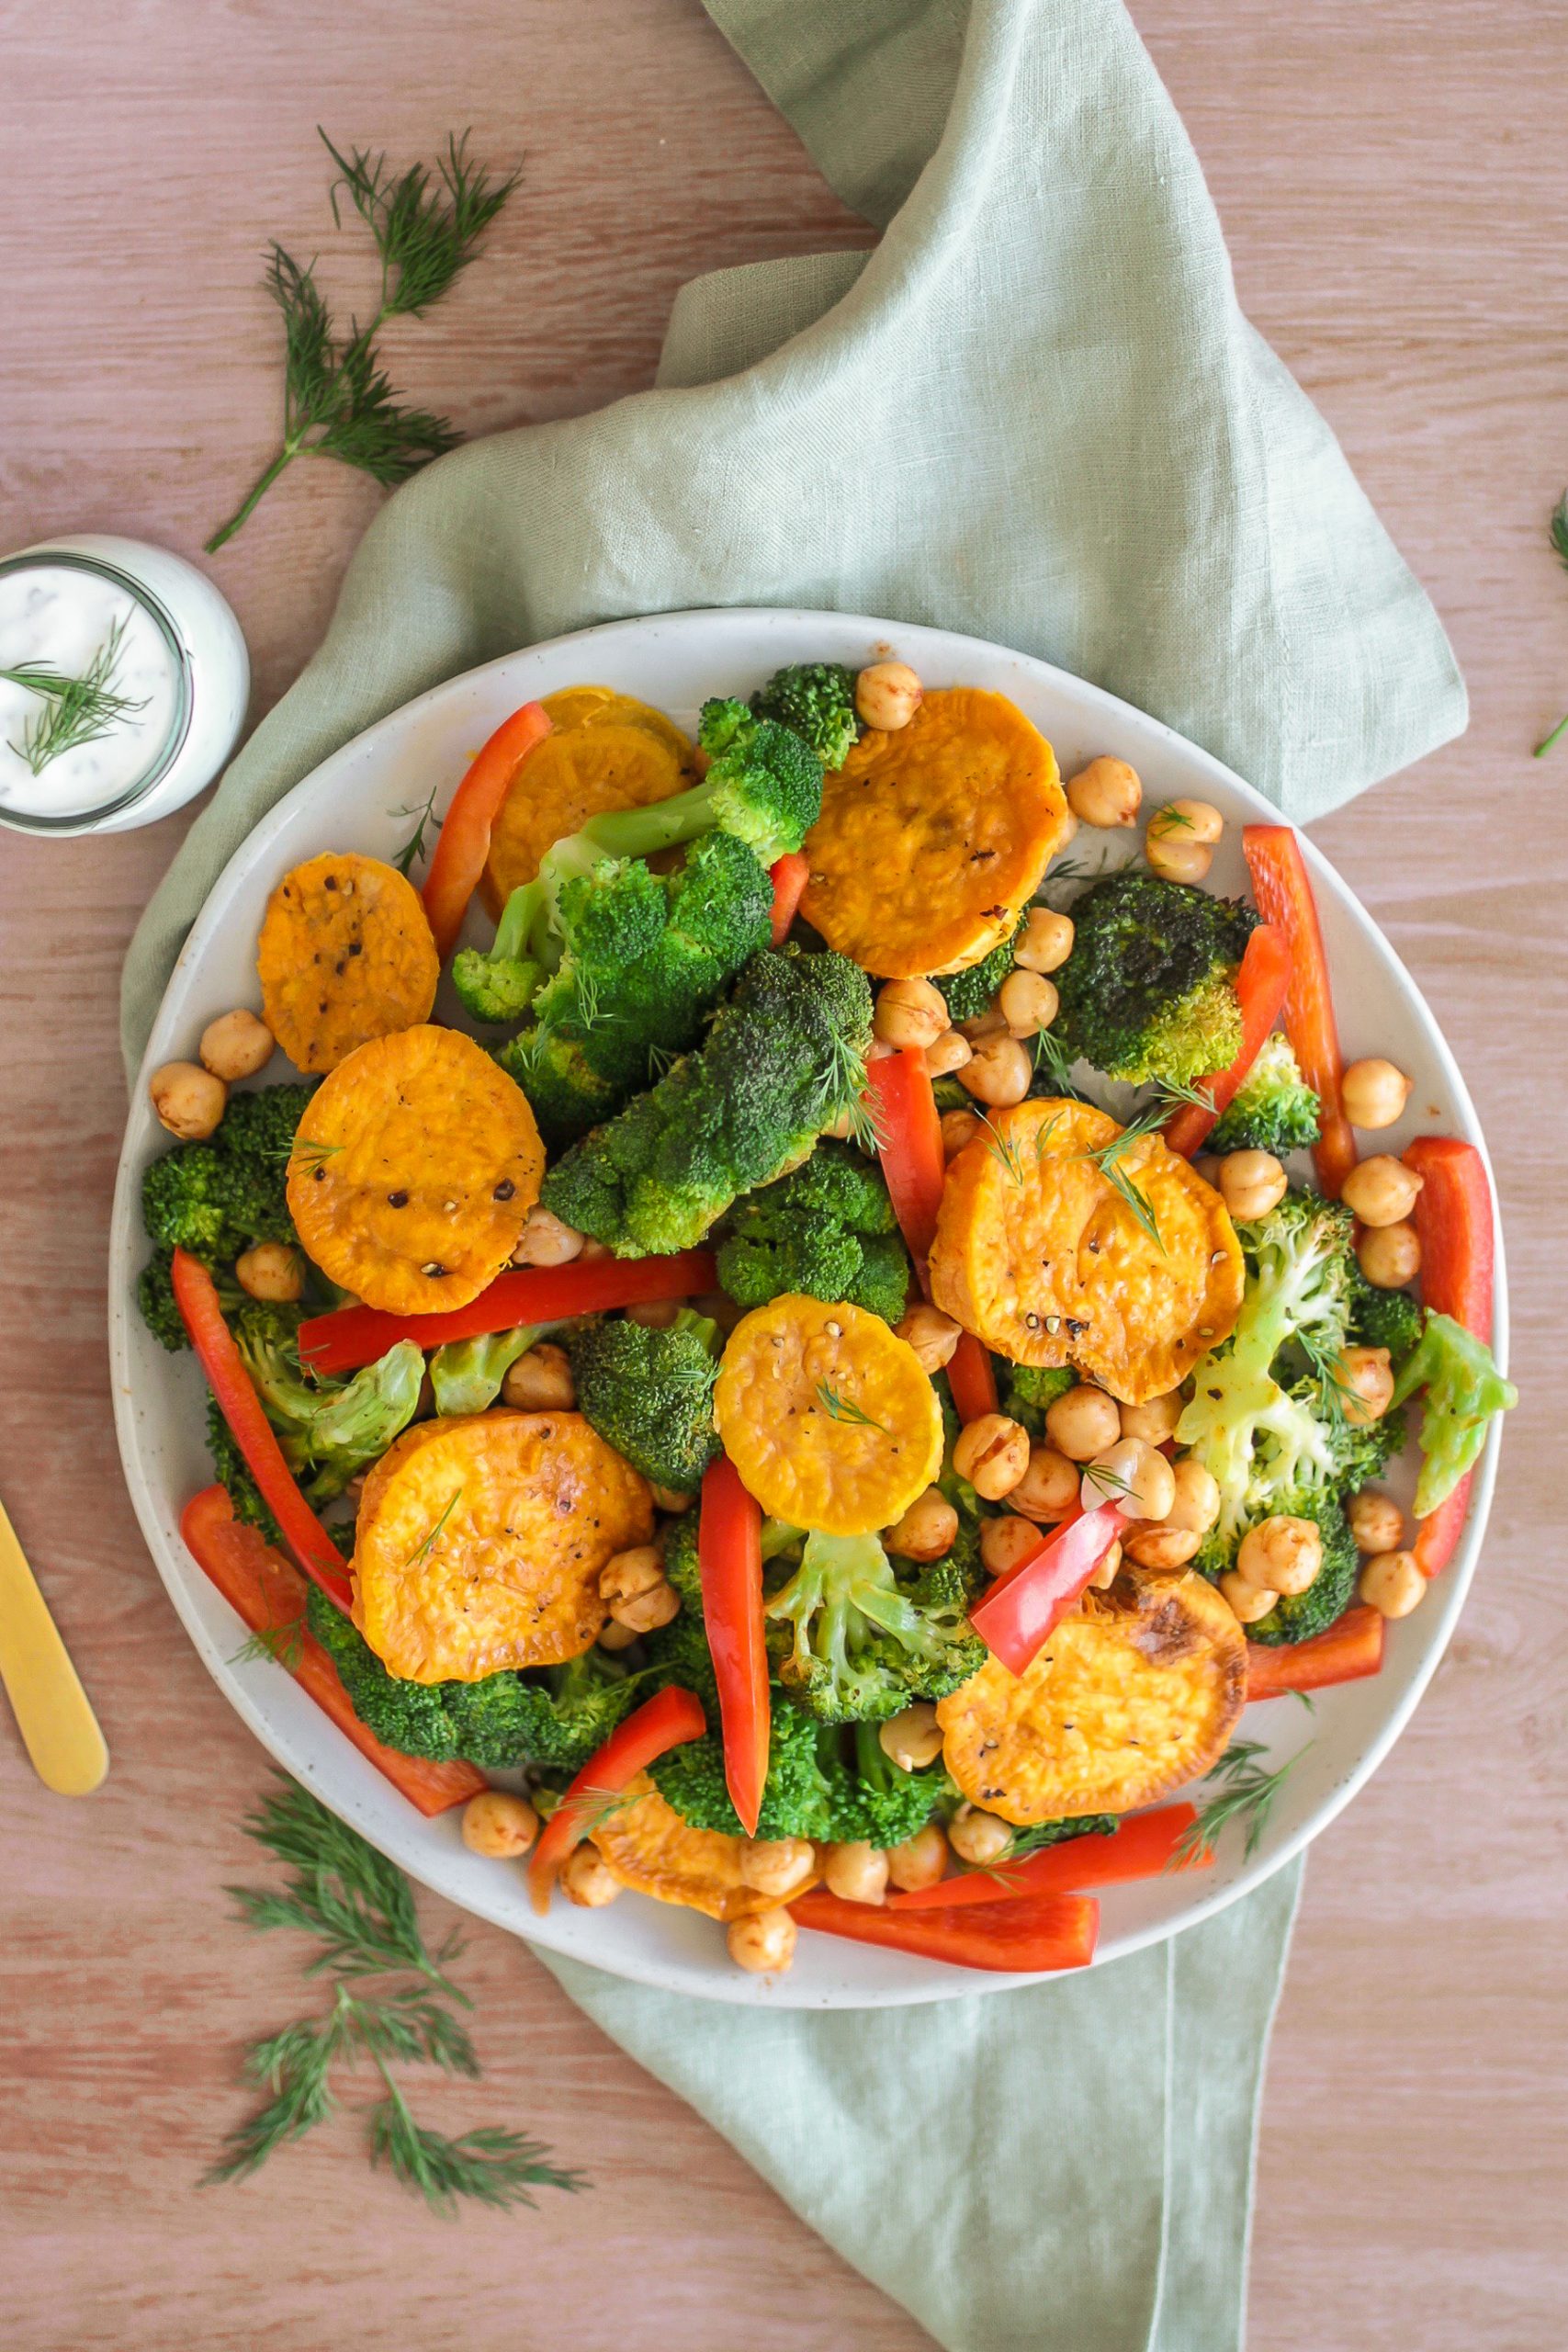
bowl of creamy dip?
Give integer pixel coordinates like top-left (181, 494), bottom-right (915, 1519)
top-left (0, 535), bottom-right (249, 837)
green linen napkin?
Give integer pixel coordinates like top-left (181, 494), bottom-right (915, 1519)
top-left (122, 2), bottom-right (1464, 2343)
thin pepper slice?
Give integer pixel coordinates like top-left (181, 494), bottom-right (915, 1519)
top-left (299, 1248), bottom-right (718, 1377)
top-left (181, 1487), bottom-right (483, 1816)
top-left (171, 1249), bottom-right (354, 1612)
top-left (1164, 923), bottom-right (1291, 1159)
top-left (887, 1803), bottom-right (1207, 1909)
top-left (422, 700), bottom-right (553, 960)
top-left (865, 1046), bottom-right (999, 1419)
top-left (527, 1685), bottom-right (707, 1914)
top-left (1401, 1135), bottom-right (1500, 1575)
top-left (966, 1500), bottom-right (1123, 1677)
top-left (697, 1456), bottom-right (771, 1838)
top-left (1244, 1604), bottom-right (1385, 1700)
top-left (790, 1885), bottom-right (1099, 1973)
top-left (767, 851), bottom-right (811, 947)
top-left (1242, 826), bottom-right (1357, 1196)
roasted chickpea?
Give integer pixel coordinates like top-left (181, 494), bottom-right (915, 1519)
top-left (1341, 1155), bottom-right (1424, 1228)
top-left (824, 1840), bottom-right (889, 1905)
top-left (875, 976), bottom-right (950, 1052)
top-left (1144, 827), bottom-right (1212, 885)
top-left (948, 1805), bottom-right (1013, 1867)
top-left (953, 1413), bottom-right (1032, 1500)
top-left (1348, 1490), bottom-right (1404, 1555)
top-left (626, 1295), bottom-right (683, 1329)
top-left (693, 1289), bottom-right (745, 1336)
top-left (235, 1241), bottom-right (304, 1304)
top-left (998, 969), bottom-right (1059, 1039)
top-left (561, 1842), bottom-right (621, 1907)
top-left (957, 1034), bottom-right (1033, 1107)
top-left (1014, 907), bottom-right (1075, 975)
top-left (728, 1906), bottom-right (797, 1973)
top-left (1166, 797), bottom-right (1223, 844)
top-left (1119, 1389), bottom-right (1183, 1444)
top-left (1044, 1383), bottom-right (1122, 1463)
top-left (1334, 1344), bottom-right (1395, 1427)
top-left (886, 1821), bottom-right (950, 1894)
top-left (198, 1008), bottom-right (276, 1082)
top-left (1219, 1572), bottom-right (1279, 1625)
top-left (1193, 1153), bottom-right (1224, 1190)
top-left (1081, 1436), bottom-right (1174, 1521)
top-left (1008, 1444), bottom-right (1081, 1524)
top-left (599, 1546), bottom-right (665, 1604)
top-left (649, 1483), bottom-right (694, 1516)
top-left (1356, 1220), bottom-right (1422, 1289)
top-left (597, 1619), bottom-right (639, 1652)
top-left (927, 1029), bottom-right (974, 1080)
top-left (980, 1513), bottom-right (1045, 1577)
top-left (1341, 1057), bottom-right (1414, 1131)
top-left (1066, 755), bottom-right (1142, 829)
top-left (512, 1204), bottom-right (585, 1268)
top-left (855, 660), bottom-right (923, 732)
top-left (878, 1702), bottom-right (945, 1772)
top-left (1236, 1515), bottom-right (1322, 1596)
top-left (1217, 1150), bottom-right (1289, 1224)
top-left (895, 1302), bottom-right (962, 1373)
top-left (1087, 1537), bottom-right (1123, 1590)
top-left (150, 1059), bottom-right (227, 1141)
top-left (610, 1583), bottom-right (680, 1634)
top-left (941, 1107), bottom-right (983, 1157)
top-left (957, 1006), bottom-right (1009, 1044)
top-left (1166, 1457), bottom-right (1221, 1535)
top-left (1122, 1523), bottom-right (1201, 1572)
top-left (577, 1237), bottom-right (613, 1261)
top-left (460, 1790), bottom-right (539, 1859)
top-left (502, 1342), bottom-right (576, 1410)
top-left (885, 1487), bottom-right (960, 1563)
top-left (1359, 1549), bottom-right (1426, 1619)
top-left (738, 1838), bottom-right (816, 1899)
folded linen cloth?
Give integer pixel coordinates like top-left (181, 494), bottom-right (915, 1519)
top-left (122, 3), bottom-right (1464, 2344)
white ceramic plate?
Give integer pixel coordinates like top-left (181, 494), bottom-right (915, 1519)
top-left (109, 607), bottom-right (1507, 2007)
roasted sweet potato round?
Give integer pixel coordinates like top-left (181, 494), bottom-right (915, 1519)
top-left (480, 687), bottom-right (697, 917)
top-left (590, 1774), bottom-right (819, 1921)
top-left (256, 852), bottom-right (439, 1073)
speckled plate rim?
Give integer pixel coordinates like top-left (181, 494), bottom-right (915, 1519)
top-left (108, 605), bottom-right (1506, 2007)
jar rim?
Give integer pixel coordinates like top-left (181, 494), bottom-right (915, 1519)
top-left (0, 550), bottom-right (193, 835)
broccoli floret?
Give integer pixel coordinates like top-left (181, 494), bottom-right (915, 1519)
top-left (1390, 1311), bottom-right (1517, 1518)
top-left (1002, 1362), bottom-right (1077, 1437)
top-left (428, 1324), bottom-right (547, 1416)
top-left (493, 831), bottom-right (774, 1145)
top-left (542, 945), bottom-right (873, 1255)
top-left (450, 878), bottom-right (547, 1023)
top-left (1055, 869), bottom-right (1258, 1087)
top-left (227, 1304), bottom-right (423, 1502)
top-left (1347, 1270), bottom-right (1425, 1368)
top-left (1209, 1035), bottom-right (1321, 1156)
top-left (716, 1140), bottom-right (910, 1323)
top-left (1201, 1486), bottom-right (1359, 1647)
top-left (1329, 1402), bottom-right (1408, 1493)
top-left (833, 1721), bottom-right (951, 1847)
top-left (763, 1524), bottom-right (986, 1724)
top-left (206, 1398), bottom-right (284, 1547)
top-left (306, 1588), bottom-right (646, 1770)
top-left (137, 1082), bottom-right (316, 1348)
top-left (936, 917), bottom-right (1025, 1023)
top-left (570, 1311), bottom-right (723, 1494)
top-left (750, 662), bottom-right (860, 770)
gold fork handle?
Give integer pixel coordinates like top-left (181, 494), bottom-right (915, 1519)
top-left (0, 1498), bottom-right (108, 1796)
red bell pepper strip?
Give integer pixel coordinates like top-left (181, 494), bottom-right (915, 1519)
top-left (1244, 1603), bottom-right (1385, 1701)
top-left (967, 1500), bottom-right (1122, 1677)
top-left (1402, 1136), bottom-right (1498, 1576)
top-left (888, 1803), bottom-right (1207, 1909)
top-left (791, 1885), bottom-right (1099, 1973)
top-left (767, 851), bottom-right (810, 947)
top-left (946, 1332), bottom-right (999, 1423)
top-left (181, 1487), bottom-right (483, 1816)
top-left (527, 1684), bottom-right (707, 1913)
top-left (1242, 826), bottom-right (1357, 1197)
top-left (421, 699), bottom-right (553, 960)
top-left (299, 1248), bottom-right (718, 1377)
top-left (1163, 923), bottom-right (1291, 1159)
top-left (697, 1456), bottom-right (770, 1837)
top-left (867, 1046), bottom-right (946, 1265)
top-left (171, 1249), bottom-right (354, 1612)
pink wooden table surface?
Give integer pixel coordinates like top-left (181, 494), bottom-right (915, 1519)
top-left (1, 2), bottom-right (1562, 2345)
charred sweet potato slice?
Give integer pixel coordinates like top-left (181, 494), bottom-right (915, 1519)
top-left (480, 687), bottom-right (697, 917)
top-left (590, 1774), bottom-right (818, 1921)
top-left (257, 852), bottom-right (439, 1073)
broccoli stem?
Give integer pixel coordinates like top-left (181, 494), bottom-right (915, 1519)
top-left (553, 777), bottom-right (723, 873)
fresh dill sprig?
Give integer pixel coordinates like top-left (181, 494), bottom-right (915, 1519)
top-left (976, 1111), bottom-right (1027, 1186)
top-left (1536, 492), bottom-right (1568, 757)
top-left (404, 1487), bottom-right (462, 1570)
top-left (813, 1381), bottom-right (888, 1432)
top-left (231, 1616), bottom-right (307, 1672)
top-left (1170, 1738), bottom-right (1308, 1868)
top-left (210, 1775), bottom-right (582, 2213)
top-left (1082, 1120), bottom-right (1165, 1256)
top-left (1079, 1455), bottom-right (1134, 1503)
top-left (389, 783), bottom-right (441, 876)
top-left (206, 129), bottom-right (520, 553)
top-left (1, 614), bottom-right (149, 777)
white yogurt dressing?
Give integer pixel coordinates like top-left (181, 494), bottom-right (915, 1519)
top-left (0, 562), bottom-right (182, 819)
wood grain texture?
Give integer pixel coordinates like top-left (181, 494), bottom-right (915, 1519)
top-left (0, 1), bottom-right (1562, 2346)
